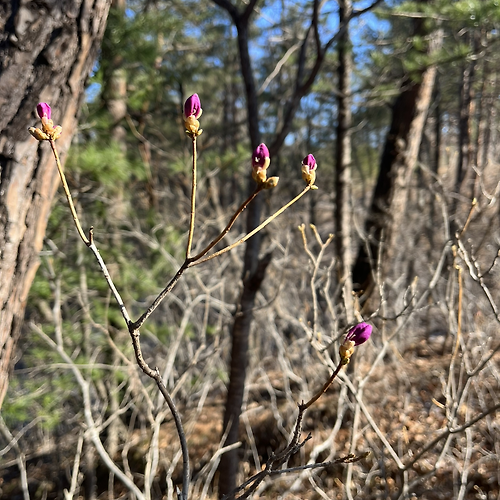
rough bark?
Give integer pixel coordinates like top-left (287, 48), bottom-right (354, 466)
top-left (0, 0), bottom-right (111, 410)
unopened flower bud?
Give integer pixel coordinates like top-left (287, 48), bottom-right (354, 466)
top-left (339, 340), bottom-right (355, 363)
top-left (184, 94), bottom-right (202, 120)
top-left (339, 323), bottom-right (372, 364)
top-left (252, 143), bottom-right (270, 185)
top-left (183, 94), bottom-right (203, 136)
top-left (31, 102), bottom-right (62, 140)
top-left (263, 176), bottom-right (279, 189)
top-left (37, 103), bottom-right (51, 120)
top-left (301, 154), bottom-right (317, 185)
top-left (345, 322), bottom-right (372, 346)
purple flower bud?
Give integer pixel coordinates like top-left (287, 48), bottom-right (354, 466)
top-left (345, 322), bottom-right (372, 346)
top-left (37, 103), bottom-right (51, 120)
top-left (302, 154), bottom-right (317, 172)
top-left (184, 94), bottom-right (202, 119)
top-left (252, 143), bottom-right (270, 169)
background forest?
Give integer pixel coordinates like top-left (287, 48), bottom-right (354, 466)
top-left (1, 0), bottom-right (500, 499)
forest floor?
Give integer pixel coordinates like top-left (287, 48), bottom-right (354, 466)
top-left (1, 334), bottom-right (499, 500)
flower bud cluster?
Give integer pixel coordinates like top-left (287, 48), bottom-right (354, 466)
top-left (339, 322), bottom-right (372, 364)
top-left (184, 94), bottom-right (203, 137)
top-left (251, 143), bottom-right (278, 189)
top-left (29, 103), bottom-right (62, 141)
top-left (251, 147), bottom-right (320, 190)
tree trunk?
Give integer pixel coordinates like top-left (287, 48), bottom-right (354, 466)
top-left (212, 0), bottom-right (341, 495)
top-left (433, 75), bottom-right (441, 175)
top-left (352, 27), bottom-right (443, 296)
top-left (216, 10), bottom-right (264, 498)
top-left (334, 0), bottom-right (354, 324)
top-left (474, 35), bottom-right (491, 195)
top-left (455, 31), bottom-right (479, 203)
top-left (102, 0), bottom-right (127, 148)
top-left (0, 0), bottom-right (111, 410)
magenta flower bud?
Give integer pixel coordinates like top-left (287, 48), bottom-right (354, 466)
top-left (252, 143), bottom-right (270, 169)
top-left (251, 143), bottom-right (271, 185)
top-left (184, 93), bottom-right (202, 119)
top-left (37, 102), bottom-right (51, 120)
top-left (302, 154), bottom-right (317, 172)
top-left (301, 153), bottom-right (317, 185)
top-left (345, 322), bottom-right (372, 346)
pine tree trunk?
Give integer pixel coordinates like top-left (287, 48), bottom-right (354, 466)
top-left (455, 31), bottom-right (479, 202)
top-left (0, 0), bottom-right (111, 410)
top-left (334, 0), bottom-right (354, 323)
top-left (352, 27), bottom-right (442, 296)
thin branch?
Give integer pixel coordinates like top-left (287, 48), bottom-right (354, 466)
top-left (64, 431), bottom-right (84, 500)
top-left (352, 0), bottom-right (384, 18)
top-left (258, 42), bottom-right (301, 95)
top-left (300, 361), bottom-right (343, 412)
top-left (403, 402), bottom-right (500, 470)
top-left (186, 136), bottom-right (198, 258)
top-left (188, 186), bottom-right (262, 263)
top-left (340, 372), bottom-right (405, 470)
top-left (130, 262), bottom-right (188, 330)
top-left (270, 452), bottom-right (369, 475)
top-left (49, 139), bottom-right (89, 245)
top-left (211, 0), bottom-right (241, 23)
top-left (88, 229), bottom-right (133, 325)
top-left (190, 185), bottom-right (312, 266)
top-left (242, 0), bottom-right (260, 23)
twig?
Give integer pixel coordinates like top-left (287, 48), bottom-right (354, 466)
top-left (0, 416), bottom-right (30, 500)
top-left (298, 224), bottom-right (335, 340)
top-left (270, 452), bottom-right (369, 475)
top-left (402, 401), bottom-right (500, 470)
top-left (188, 186), bottom-right (262, 262)
top-left (300, 362), bottom-right (343, 411)
top-left (186, 136), bottom-right (197, 258)
top-left (199, 442), bottom-right (241, 500)
top-left (190, 185), bottom-right (312, 266)
top-left (49, 139), bottom-right (89, 244)
top-left (340, 371), bottom-right (405, 470)
top-left (64, 430), bottom-right (84, 500)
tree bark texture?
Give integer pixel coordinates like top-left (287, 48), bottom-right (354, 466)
top-left (352, 27), bottom-right (443, 296)
top-left (0, 0), bottom-right (111, 410)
